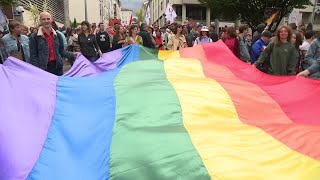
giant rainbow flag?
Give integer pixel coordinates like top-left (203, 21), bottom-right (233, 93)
top-left (1, 41), bottom-right (320, 180)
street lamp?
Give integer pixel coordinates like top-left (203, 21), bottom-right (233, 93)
top-left (84, 0), bottom-right (88, 21)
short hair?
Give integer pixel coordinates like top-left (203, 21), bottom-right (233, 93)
top-left (305, 30), bottom-right (314, 39)
top-left (140, 23), bottom-right (147, 30)
top-left (226, 27), bottom-right (237, 38)
top-left (98, 22), bottom-right (104, 27)
top-left (20, 25), bottom-right (28, 31)
top-left (239, 25), bottom-right (248, 33)
top-left (261, 30), bottom-right (272, 38)
top-left (8, 20), bottom-right (21, 33)
top-left (81, 21), bottom-right (92, 33)
top-left (289, 23), bottom-right (297, 30)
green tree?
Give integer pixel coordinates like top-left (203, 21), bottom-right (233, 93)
top-left (73, 18), bottom-right (77, 28)
top-left (28, 1), bottom-right (40, 27)
top-left (199, 0), bottom-right (311, 31)
top-left (136, 7), bottom-right (143, 23)
top-left (0, 0), bottom-right (16, 6)
top-left (28, 0), bottom-right (50, 27)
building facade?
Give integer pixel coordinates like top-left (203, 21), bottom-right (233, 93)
top-left (121, 8), bottom-right (132, 26)
top-left (294, 0), bottom-right (320, 30)
top-left (68, 0), bottom-right (121, 27)
top-left (68, 0), bottom-right (100, 25)
top-left (13, 0), bottom-right (66, 28)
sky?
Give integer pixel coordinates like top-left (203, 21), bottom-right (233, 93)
top-left (121, 0), bottom-right (144, 16)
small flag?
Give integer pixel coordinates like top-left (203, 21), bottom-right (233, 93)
top-left (129, 14), bottom-right (132, 26)
top-left (165, 3), bottom-right (177, 23)
top-left (145, 6), bottom-right (150, 25)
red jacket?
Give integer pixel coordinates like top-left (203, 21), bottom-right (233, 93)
top-left (224, 37), bottom-right (240, 58)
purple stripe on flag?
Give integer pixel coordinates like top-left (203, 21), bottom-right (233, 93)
top-left (64, 49), bottom-right (122, 77)
top-left (0, 57), bottom-right (57, 180)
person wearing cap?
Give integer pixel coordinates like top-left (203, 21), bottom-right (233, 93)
top-left (250, 30), bottom-right (272, 64)
top-left (193, 26), bottom-right (212, 46)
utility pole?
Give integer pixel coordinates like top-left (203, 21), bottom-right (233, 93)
top-left (84, 0), bottom-right (88, 21)
top-left (101, 0), bottom-right (105, 24)
top-left (64, 0), bottom-right (70, 26)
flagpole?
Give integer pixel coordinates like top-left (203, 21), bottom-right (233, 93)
top-left (84, 0), bottom-right (88, 21)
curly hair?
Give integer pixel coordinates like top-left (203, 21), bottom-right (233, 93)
top-left (274, 25), bottom-right (293, 46)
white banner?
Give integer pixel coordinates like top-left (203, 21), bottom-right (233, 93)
top-left (288, 8), bottom-right (302, 25)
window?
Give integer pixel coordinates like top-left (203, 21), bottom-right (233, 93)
top-left (186, 5), bottom-right (206, 20)
top-left (175, 5), bottom-right (182, 19)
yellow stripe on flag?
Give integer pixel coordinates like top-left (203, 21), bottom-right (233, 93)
top-left (164, 58), bottom-right (320, 179)
top-left (158, 50), bottom-right (180, 60)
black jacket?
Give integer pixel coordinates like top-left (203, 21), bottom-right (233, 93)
top-left (96, 31), bottom-right (111, 53)
top-left (78, 33), bottom-right (100, 58)
top-left (138, 30), bottom-right (155, 49)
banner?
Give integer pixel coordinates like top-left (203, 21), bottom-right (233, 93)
top-left (264, 7), bottom-right (281, 25)
top-left (288, 8), bottom-right (302, 26)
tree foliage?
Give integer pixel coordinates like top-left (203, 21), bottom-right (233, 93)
top-left (0, 0), bottom-right (16, 7)
top-left (136, 7), bottom-right (143, 23)
top-left (199, 0), bottom-right (312, 31)
top-left (28, 0), bottom-right (50, 27)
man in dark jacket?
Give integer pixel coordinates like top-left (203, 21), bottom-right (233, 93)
top-left (138, 23), bottom-right (155, 49)
top-left (29, 11), bottom-right (77, 75)
top-left (252, 23), bottom-right (266, 44)
top-left (96, 23), bottom-right (111, 53)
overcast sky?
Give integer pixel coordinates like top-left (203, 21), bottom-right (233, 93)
top-left (121, 0), bottom-right (144, 16)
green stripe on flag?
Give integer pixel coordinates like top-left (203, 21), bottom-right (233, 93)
top-left (110, 60), bottom-right (210, 180)
top-left (139, 46), bottom-right (159, 60)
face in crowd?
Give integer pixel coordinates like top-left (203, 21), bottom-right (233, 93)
top-left (39, 12), bottom-right (53, 29)
top-left (99, 23), bottom-right (105, 31)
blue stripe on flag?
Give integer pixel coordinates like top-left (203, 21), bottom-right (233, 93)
top-left (27, 68), bottom-right (120, 180)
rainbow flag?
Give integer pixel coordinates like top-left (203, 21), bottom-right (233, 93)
top-left (1, 41), bottom-right (319, 180)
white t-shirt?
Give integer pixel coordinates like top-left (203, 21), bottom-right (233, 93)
top-left (299, 41), bottom-right (310, 51)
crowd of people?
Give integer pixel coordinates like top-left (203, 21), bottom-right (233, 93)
top-left (0, 11), bottom-right (319, 79)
